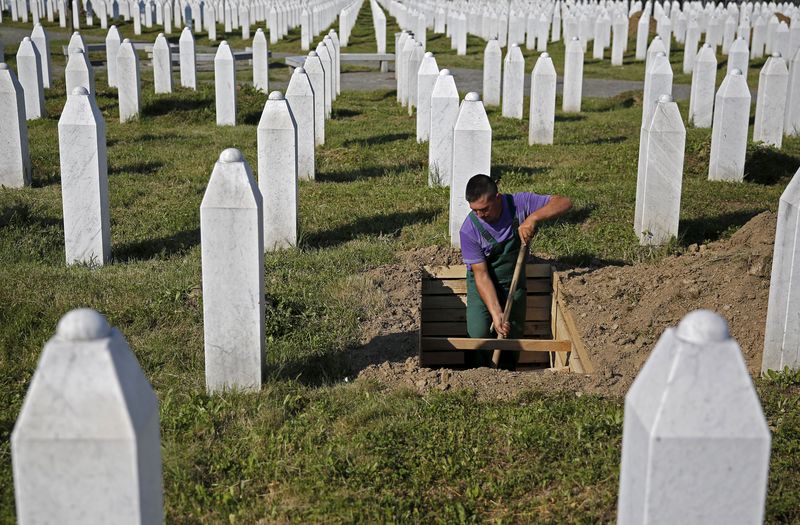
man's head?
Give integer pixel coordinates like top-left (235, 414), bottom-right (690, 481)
top-left (466, 174), bottom-right (502, 223)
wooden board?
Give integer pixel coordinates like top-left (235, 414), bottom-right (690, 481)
top-left (422, 294), bottom-right (552, 310)
top-left (423, 263), bottom-right (552, 279)
top-left (421, 307), bottom-right (551, 323)
top-left (420, 337), bottom-right (571, 352)
top-left (421, 321), bottom-right (551, 337)
top-left (422, 278), bottom-right (551, 295)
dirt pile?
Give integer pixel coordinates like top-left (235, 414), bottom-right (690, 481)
top-left (354, 212), bottom-right (776, 398)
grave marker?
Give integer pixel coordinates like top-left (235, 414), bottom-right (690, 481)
top-left (482, 38), bottom-right (501, 107)
top-left (709, 69), bottom-right (751, 182)
top-left (304, 51), bottom-right (326, 145)
top-left (253, 28), bottom-right (269, 93)
top-left (688, 44), bottom-right (716, 128)
top-left (501, 44), bottom-right (524, 119)
top-left (285, 67), bottom-right (315, 181)
top-left (563, 37), bottom-right (584, 112)
top-left (31, 24), bottom-right (52, 89)
top-left (529, 52), bottom-right (556, 145)
top-left (754, 53), bottom-right (789, 148)
top-left (152, 33), bottom-right (173, 93)
top-left (428, 68), bottom-right (459, 187)
top-left (117, 38), bottom-right (141, 122)
top-left (0, 64), bottom-right (31, 188)
top-left (416, 51), bottom-right (439, 143)
top-left (16, 37), bottom-right (45, 120)
top-left (201, 148), bottom-right (264, 392)
top-left (179, 26), bottom-right (196, 90)
top-left (214, 41), bottom-right (236, 126)
top-left (105, 25), bottom-right (121, 87)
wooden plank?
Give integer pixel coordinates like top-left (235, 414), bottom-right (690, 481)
top-left (419, 351), bottom-right (465, 367)
top-left (421, 307), bottom-right (550, 322)
top-left (556, 296), bottom-right (596, 374)
top-left (422, 278), bottom-right (551, 295)
top-left (423, 263), bottom-right (552, 279)
top-left (420, 321), bottom-right (551, 337)
top-left (423, 294), bottom-right (552, 309)
top-left (420, 337), bottom-right (571, 352)
top-left (518, 352), bottom-right (550, 364)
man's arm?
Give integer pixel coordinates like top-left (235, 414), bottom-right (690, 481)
top-left (518, 195), bottom-right (573, 246)
top-left (472, 261), bottom-right (511, 338)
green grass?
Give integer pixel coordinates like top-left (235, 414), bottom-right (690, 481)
top-left (1, 7), bottom-right (800, 524)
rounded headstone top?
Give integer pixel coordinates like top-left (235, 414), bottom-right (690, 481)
top-left (0, 63), bottom-right (7, 70)
top-left (653, 35), bottom-right (662, 40)
top-left (256, 28), bottom-right (264, 33)
top-left (295, 66), bottom-right (306, 74)
top-left (658, 94), bottom-right (673, 103)
top-left (268, 91), bottom-right (284, 100)
top-left (772, 51), bottom-right (782, 58)
top-left (72, 86), bottom-right (89, 96)
top-left (541, 52), bottom-right (550, 58)
top-left (656, 51), bottom-right (666, 57)
top-left (416, 41), bottom-right (423, 46)
top-left (511, 43), bottom-right (519, 48)
top-left (731, 68), bottom-right (743, 75)
top-left (158, 32), bottom-right (165, 38)
top-left (57, 308), bottom-right (111, 341)
top-left (465, 92), bottom-right (480, 102)
top-left (220, 40), bottom-right (229, 46)
top-left (72, 31), bottom-right (80, 36)
top-left (440, 68), bottom-right (451, 75)
top-left (22, 36), bottom-right (31, 42)
top-left (219, 148), bottom-right (244, 163)
top-left (123, 38), bottom-right (131, 43)
top-left (424, 51), bottom-right (433, 57)
top-left (676, 309), bottom-right (730, 344)
top-left (572, 36), bottom-right (579, 41)
top-left (309, 51), bottom-right (318, 57)
top-left (702, 43), bottom-right (711, 48)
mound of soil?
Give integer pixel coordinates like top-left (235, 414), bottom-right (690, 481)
top-left (353, 212), bottom-right (776, 399)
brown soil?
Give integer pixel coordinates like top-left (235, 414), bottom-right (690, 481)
top-left (353, 212), bottom-right (776, 399)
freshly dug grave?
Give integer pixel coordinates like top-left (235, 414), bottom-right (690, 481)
top-left (354, 212), bottom-right (775, 399)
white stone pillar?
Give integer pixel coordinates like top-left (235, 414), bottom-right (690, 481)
top-left (562, 37), bottom-right (584, 112)
top-left (258, 91), bottom-right (298, 250)
top-left (31, 24), bottom-right (52, 89)
top-left (325, 32), bottom-right (339, 98)
top-left (763, 167), bottom-right (800, 373)
top-left (201, 148), bottom-right (264, 393)
top-left (728, 36), bottom-right (749, 75)
top-left (252, 28), bottom-right (269, 93)
top-left (240, 4), bottom-right (250, 40)
top-left (428, 68), bottom-right (459, 187)
top-left (482, 38), bottom-right (501, 107)
top-left (785, 48), bottom-right (800, 136)
top-left (0, 64), bottom-right (31, 188)
top-left (688, 44), bottom-right (716, 128)
top-left (642, 52), bottom-right (673, 130)
top-left (400, 35), bottom-right (416, 106)
top-left (529, 52), bottom-right (557, 145)
top-left (450, 92), bottom-right (491, 248)
top-left (416, 51), bottom-right (439, 142)
top-left (635, 94), bottom-right (685, 246)
top-left (304, 51), bottom-right (325, 145)
top-left (406, 41), bottom-right (423, 113)
top-left (214, 41), bottom-right (236, 126)
top-left (753, 53), bottom-right (789, 148)
top-left (117, 38), bottom-right (141, 122)
top-left (65, 48), bottom-right (94, 96)
top-left (152, 33), bottom-right (173, 93)
top-left (16, 37), bottom-right (46, 120)
top-left (618, 310), bottom-right (771, 525)
top-left (105, 25), bottom-right (121, 87)
top-left (11, 308), bottom-right (164, 525)
top-left (207, 4), bottom-right (216, 41)
top-left (58, 86), bottom-right (110, 266)
top-left (611, 15), bottom-right (625, 66)
top-left (285, 67), bottom-right (315, 181)
top-left (179, 26), bottom-right (196, 89)
top-left (315, 42), bottom-right (333, 118)
top-left (709, 69), bottom-right (751, 182)
top-left (683, 18), bottom-right (700, 74)
top-left (635, 13), bottom-right (649, 60)
top-left (501, 43), bottom-right (524, 119)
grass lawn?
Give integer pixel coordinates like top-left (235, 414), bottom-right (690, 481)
top-left (1, 6), bottom-right (800, 524)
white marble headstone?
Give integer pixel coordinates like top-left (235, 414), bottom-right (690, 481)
top-left (105, 25), bottom-right (121, 88)
top-left (529, 52), bottom-right (557, 145)
top-left (563, 37), bottom-right (584, 112)
top-left (117, 38), bottom-right (141, 122)
top-left (59, 86), bottom-right (110, 266)
top-left (201, 148), bottom-right (264, 392)
top-left (11, 308), bottom-right (164, 524)
top-left (754, 53), bottom-right (789, 147)
top-left (501, 44), bottom-right (524, 119)
top-left (482, 38), bottom-right (501, 107)
top-left (179, 26), bottom-right (196, 89)
top-left (16, 37), bottom-right (46, 120)
top-left (214, 41), bottom-right (236, 126)
top-left (428, 68), bottom-right (459, 187)
top-left (258, 91), bottom-right (298, 250)
top-left (688, 44), bottom-right (717, 128)
top-left (0, 64), bottom-right (31, 188)
top-left (65, 48), bottom-right (94, 96)
top-left (450, 92), bottom-right (492, 248)
top-left (31, 24), bottom-right (52, 89)
top-left (416, 51), bottom-right (439, 143)
top-left (709, 69), bottom-right (751, 182)
top-left (785, 48), bottom-right (800, 136)
top-left (253, 28), bottom-right (269, 93)
top-left (304, 51), bottom-right (326, 145)
top-left (152, 32), bottom-right (173, 93)
top-left (285, 67), bottom-right (315, 181)
top-left (618, 310), bottom-right (771, 525)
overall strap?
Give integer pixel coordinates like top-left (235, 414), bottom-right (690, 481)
top-left (468, 210), bottom-right (497, 246)
top-left (506, 194), bottom-right (519, 227)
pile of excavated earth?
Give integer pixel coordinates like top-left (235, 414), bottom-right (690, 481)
top-left (354, 212), bottom-right (776, 399)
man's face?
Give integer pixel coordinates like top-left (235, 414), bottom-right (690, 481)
top-left (469, 193), bottom-right (503, 223)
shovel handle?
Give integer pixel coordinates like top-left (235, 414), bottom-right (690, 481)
top-left (492, 241), bottom-right (529, 367)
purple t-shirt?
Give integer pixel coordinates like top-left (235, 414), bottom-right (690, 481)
top-left (460, 192), bottom-right (551, 269)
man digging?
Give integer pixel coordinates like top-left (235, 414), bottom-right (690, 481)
top-left (460, 174), bottom-right (572, 370)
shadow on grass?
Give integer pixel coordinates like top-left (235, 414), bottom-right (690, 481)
top-left (317, 161), bottom-right (420, 182)
top-left (142, 97), bottom-right (210, 117)
top-left (333, 107), bottom-right (362, 118)
top-left (679, 209), bottom-right (764, 246)
top-left (303, 209), bottom-right (437, 249)
top-left (114, 227), bottom-right (200, 261)
top-left (343, 132), bottom-right (413, 147)
top-left (109, 160), bottom-right (164, 176)
top-left (0, 203), bottom-right (61, 229)
top-left (744, 144), bottom-right (800, 185)
top-left (555, 114), bottom-right (587, 122)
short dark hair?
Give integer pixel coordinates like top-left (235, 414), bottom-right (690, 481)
top-left (465, 174), bottom-right (497, 202)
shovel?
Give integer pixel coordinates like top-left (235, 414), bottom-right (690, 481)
top-left (491, 240), bottom-right (530, 368)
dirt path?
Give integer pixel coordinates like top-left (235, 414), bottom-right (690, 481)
top-left (353, 212), bottom-right (775, 399)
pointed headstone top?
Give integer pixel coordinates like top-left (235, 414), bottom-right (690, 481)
top-left (56, 308), bottom-right (111, 341)
top-left (268, 91), bottom-right (284, 100)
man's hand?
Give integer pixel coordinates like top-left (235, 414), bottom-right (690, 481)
top-left (492, 313), bottom-right (511, 338)
top-left (518, 218), bottom-right (537, 246)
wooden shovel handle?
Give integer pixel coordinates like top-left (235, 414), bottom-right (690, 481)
top-left (492, 241), bottom-right (529, 367)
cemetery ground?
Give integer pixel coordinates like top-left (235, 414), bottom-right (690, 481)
top-left (3, 16), bottom-right (800, 525)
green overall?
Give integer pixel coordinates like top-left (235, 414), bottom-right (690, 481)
top-left (465, 194), bottom-right (527, 369)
